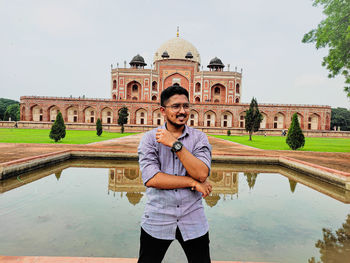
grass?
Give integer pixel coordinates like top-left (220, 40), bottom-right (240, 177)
top-left (0, 128), bottom-right (135, 144)
top-left (211, 134), bottom-right (350, 152)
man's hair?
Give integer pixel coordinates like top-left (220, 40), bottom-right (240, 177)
top-left (160, 84), bottom-right (189, 106)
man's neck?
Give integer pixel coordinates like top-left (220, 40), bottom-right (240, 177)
top-left (165, 122), bottom-right (185, 136)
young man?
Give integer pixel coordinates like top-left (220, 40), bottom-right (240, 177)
top-left (137, 84), bottom-right (212, 263)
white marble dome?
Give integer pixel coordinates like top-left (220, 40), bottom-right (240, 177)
top-left (154, 37), bottom-right (201, 64)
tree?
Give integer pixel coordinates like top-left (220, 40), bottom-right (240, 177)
top-left (308, 214), bottom-right (350, 263)
top-left (118, 106), bottom-right (129, 133)
top-left (0, 98), bottom-right (19, 120)
top-left (245, 97), bottom-right (263, 141)
top-left (244, 172), bottom-right (258, 190)
top-left (4, 103), bottom-right (20, 121)
top-left (331, 107), bottom-right (350, 131)
top-left (302, 0), bottom-right (350, 97)
top-left (49, 112), bottom-right (66, 142)
top-left (286, 113), bottom-right (305, 150)
top-left (289, 179), bottom-right (297, 193)
top-left (96, 118), bottom-right (103, 136)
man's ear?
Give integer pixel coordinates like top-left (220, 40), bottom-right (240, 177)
top-left (160, 107), bottom-right (166, 117)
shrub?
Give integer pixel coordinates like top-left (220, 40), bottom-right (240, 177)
top-left (49, 112), bottom-right (66, 142)
top-left (286, 113), bottom-right (305, 150)
top-left (96, 118), bottom-right (102, 136)
top-left (118, 106), bottom-right (129, 133)
top-left (227, 130), bottom-right (231, 136)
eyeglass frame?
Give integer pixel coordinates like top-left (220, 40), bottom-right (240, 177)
top-left (161, 103), bottom-right (191, 112)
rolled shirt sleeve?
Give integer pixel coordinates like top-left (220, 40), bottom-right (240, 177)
top-left (138, 130), bottom-right (161, 185)
top-left (191, 131), bottom-right (212, 175)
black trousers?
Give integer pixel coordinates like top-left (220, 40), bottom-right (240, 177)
top-left (137, 227), bottom-right (211, 263)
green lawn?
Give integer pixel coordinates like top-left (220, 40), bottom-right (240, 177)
top-left (0, 128), bottom-right (135, 144)
top-left (211, 135), bottom-right (350, 152)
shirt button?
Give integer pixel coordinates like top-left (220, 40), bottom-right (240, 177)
top-left (177, 219), bottom-right (179, 222)
top-left (177, 205), bottom-right (179, 208)
top-left (175, 157), bottom-right (178, 159)
top-left (175, 189), bottom-right (177, 192)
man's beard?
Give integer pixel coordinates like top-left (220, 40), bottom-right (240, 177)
top-left (167, 115), bottom-right (187, 129)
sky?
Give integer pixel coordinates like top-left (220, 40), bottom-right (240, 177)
top-left (0, 0), bottom-right (349, 108)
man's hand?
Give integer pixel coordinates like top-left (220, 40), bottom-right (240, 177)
top-left (156, 129), bottom-right (177, 147)
top-left (191, 180), bottom-right (212, 197)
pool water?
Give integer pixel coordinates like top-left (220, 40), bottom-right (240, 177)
top-left (0, 160), bottom-right (349, 263)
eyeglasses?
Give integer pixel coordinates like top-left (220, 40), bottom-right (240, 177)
top-left (163, 103), bottom-right (191, 112)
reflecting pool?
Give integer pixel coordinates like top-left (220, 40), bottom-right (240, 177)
top-left (0, 159), bottom-right (349, 263)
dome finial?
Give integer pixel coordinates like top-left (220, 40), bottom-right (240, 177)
top-left (177, 26), bottom-right (179, 37)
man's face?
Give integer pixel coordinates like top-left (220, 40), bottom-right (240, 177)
top-left (161, 94), bottom-right (190, 128)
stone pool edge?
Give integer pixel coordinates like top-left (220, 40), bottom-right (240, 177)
top-left (0, 255), bottom-right (272, 263)
top-left (0, 150), bottom-right (349, 190)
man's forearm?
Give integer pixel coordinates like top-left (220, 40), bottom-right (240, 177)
top-left (146, 172), bottom-right (197, 189)
top-left (176, 147), bottom-right (209, 183)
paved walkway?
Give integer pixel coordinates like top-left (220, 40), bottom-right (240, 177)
top-left (0, 133), bottom-right (349, 173)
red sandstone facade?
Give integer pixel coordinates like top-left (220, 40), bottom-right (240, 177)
top-left (20, 35), bottom-right (331, 132)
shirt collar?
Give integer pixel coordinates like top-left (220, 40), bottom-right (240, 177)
top-left (163, 122), bottom-right (189, 139)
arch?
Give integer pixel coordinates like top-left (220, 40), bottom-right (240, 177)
top-left (195, 82), bottom-right (201, 93)
top-left (164, 73), bottom-right (190, 92)
top-left (113, 80), bottom-right (117, 89)
top-left (235, 97), bottom-right (240, 103)
top-left (152, 109), bottom-right (164, 126)
top-left (126, 81), bottom-right (142, 101)
top-left (204, 110), bottom-right (216, 127)
top-left (84, 106), bottom-right (96, 123)
top-left (195, 96), bottom-right (200, 103)
top-left (21, 106), bottom-right (25, 121)
top-left (113, 94), bottom-right (117, 100)
top-left (273, 112), bottom-right (285, 129)
top-left (260, 112), bottom-right (267, 129)
top-left (66, 105), bottom-right (79, 123)
top-left (189, 110), bottom-right (199, 126)
top-left (308, 113), bottom-right (320, 130)
top-left (239, 111), bottom-right (246, 128)
top-left (221, 111), bottom-right (233, 128)
top-left (325, 113), bottom-right (330, 130)
top-left (236, 83), bottom-right (240, 94)
top-left (102, 107), bottom-right (113, 124)
top-left (48, 105), bottom-right (60, 122)
top-left (152, 95), bottom-right (158, 101)
top-left (152, 81), bottom-right (157, 92)
top-left (31, 105), bottom-right (43, 122)
top-left (135, 108), bottom-right (148, 125)
top-left (210, 83), bottom-right (226, 103)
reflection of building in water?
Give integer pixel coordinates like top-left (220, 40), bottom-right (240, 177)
top-left (108, 166), bottom-right (238, 207)
top-left (108, 167), bottom-right (145, 205)
top-left (205, 169), bottom-right (238, 207)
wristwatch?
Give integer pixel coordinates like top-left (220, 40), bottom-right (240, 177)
top-left (171, 140), bottom-right (183, 152)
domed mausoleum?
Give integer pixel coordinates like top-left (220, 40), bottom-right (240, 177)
top-left (20, 30), bottom-right (331, 133)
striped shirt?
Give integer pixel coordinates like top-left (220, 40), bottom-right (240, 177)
top-left (138, 124), bottom-right (212, 241)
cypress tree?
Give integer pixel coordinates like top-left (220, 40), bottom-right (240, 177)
top-left (286, 113), bottom-right (305, 150)
top-left (245, 97), bottom-right (263, 141)
top-left (96, 118), bottom-right (103, 136)
top-left (49, 112), bottom-right (66, 142)
top-left (118, 106), bottom-right (129, 133)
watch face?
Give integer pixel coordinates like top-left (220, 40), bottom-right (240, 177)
top-left (173, 141), bottom-right (183, 152)
top-left (175, 143), bottom-right (181, 150)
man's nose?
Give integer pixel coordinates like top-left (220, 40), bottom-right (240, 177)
top-left (179, 106), bottom-right (186, 114)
